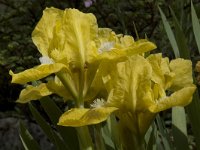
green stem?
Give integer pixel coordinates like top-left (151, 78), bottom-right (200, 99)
top-left (76, 66), bottom-right (94, 150)
top-left (57, 72), bottom-right (78, 100)
top-left (76, 126), bottom-right (94, 150)
top-left (119, 113), bottom-right (145, 150)
top-left (77, 68), bottom-right (85, 107)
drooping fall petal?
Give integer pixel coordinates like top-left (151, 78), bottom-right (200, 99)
top-left (17, 83), bottom-right (52, 103)
top-left (10, 63), bottom-right (68, 84)
top-left (149, 85), bottom-right (196, 113)
top-left (98, 39), bottom-right (156, 61)
top-left (58, 107), bottom-right (118, 127)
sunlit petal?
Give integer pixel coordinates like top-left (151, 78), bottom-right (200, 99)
top-left (169, 58), bottom-right (193, 91)
top-left (98, 39), bottom-right (156, 61)
top-left (107, 55), bottom-right (153, 112)
top-left (10, 63), bottom-right (68, 84)
top-left (147, 53), bottom-right (174, 90)
top-left (17, 83), bottom-right (52, 103)
top-left (60, 9), bottom-right (98, 67)
top-left (149, 85), bottom-right (196, 113)
top-left (58, 107), bottom-right (118, 127)
top-left (47, 79), bottom-right (73, 101)
top-left (32, 7), bottom-right (63, 56)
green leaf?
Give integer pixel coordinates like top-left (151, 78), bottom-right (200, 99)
top-left (169, 6), bottom-right (190, 59)
top-left (101, 123), bottom-right (115, 150)
top-left (159, 6), bottom-right (191, 149)
top-left (19, 121), bottom-right (40, 150)
top-left (146, 123), bottom-right (157, 150)
top-left (29, 103), bottom-right (69, 150)
top-left (172, 106), bottom-right (189, 150)
top-left (160, 2), bottom-right (200, 149)
top-left (186, 90), bottom-right (200, 149)
top-left (106, 114), bottom-right (121, 150)
top-left (156, 115), bottom-right (173, 150)
top-left (158, 6), bottom-right (180, 58)
top-left (39, 97), bottom-right (79, 150)
top-left (190, 3), bottom-right (200, 148)
top-left (191, 1), bottom-right (200, 54)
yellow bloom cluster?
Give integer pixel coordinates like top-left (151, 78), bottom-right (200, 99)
top-left (10, 8), bottom-right (196, 141)
top-left (10, 7), bottom-right (155, 104)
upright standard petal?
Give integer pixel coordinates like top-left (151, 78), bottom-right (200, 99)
top-left (60, 9), bottom-right (98, 68)
top-left (32, 7), bottom-right (98, 68)
top-left (169, 58), bottom-right (193, 91)
top-left (32, 7), bottom-right (63, 56)
top-left (147, 54), bottom-right (174, 90)
top-left (107, 55), bottom-right (153, 113)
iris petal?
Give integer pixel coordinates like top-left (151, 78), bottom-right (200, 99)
top-left (17, 83), bottom-right (52, 103)
top-left (58, 107), bottom-right (118, 127)
top-left (10, 63), bottom-right (68, 84)
top-left (149, 85), bottom-right (196, 113)
top-left (32, 7), bottom-right (63, 56)
top-left (169, 58), bottom-right (193, 91)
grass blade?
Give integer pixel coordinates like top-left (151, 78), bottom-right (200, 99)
top-left (158, 5), bottom-right (200, 149)
top-left (39, 97), bottom-right (79, 150)
top-left (159, 7), bottom-right (189, 149)
top-left (169, 6), bottom-right (190, 59)
top-left (158, 6), bottom-right (180, 58)
top-left (156, 115), bottom-right (173, 150)
top-left (19, 122), bottom-right (40, 150)
top-left (146, 123), bottom-right (157, 150)
top-left (172, 107), bottom-right (189, 150)
top-left (191, 1), bottom-right (200, 54)
top-left (186, 89), bottom-right (200, 149)
top-left (29, 103), bottom-right (69, 150)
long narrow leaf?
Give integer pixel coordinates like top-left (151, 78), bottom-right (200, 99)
top-left (158, 6), bottom-right (180, 58)
top-left (146, 123), bottom-right (157, 150)
top-left (160, 3), bottom-right (200, 148)
top-left (165, 2), bottom-right (200, 149)
top-left (169, 6), bottom-right (190, 59)
top-left (19, 122), bottom-right (40, 150)
top-left (186, 89), bottom-right (200, 149)
top-left (29, 103), bottom-right (69, 150)
top-left (191, 1), bottom-right (200, 54)
top-left (159, 6), bottom-right (189, 149)
top-left (39, 97), bottom-right (79, 150)
top-left (172, 107), bottom-right (189, 150)
top-left (156, 115), bottom-right (173, 150)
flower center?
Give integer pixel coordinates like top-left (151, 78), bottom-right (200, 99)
top-left (98, 42), bottom-right (114, 54)
top-left (90, 98), bottom-right (105, 108)
top-left (39, 56), bottom-right (54, 64)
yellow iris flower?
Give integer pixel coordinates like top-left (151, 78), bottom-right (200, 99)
top-left (10, 7), bottom-right (156, 105)
top-left (58, 54), bottom-right (195, 140)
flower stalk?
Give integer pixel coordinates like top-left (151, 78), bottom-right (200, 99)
top-left (76, 126), bottom-right (94, 150)
top-left (57, 72), bottom-right (78, 101)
